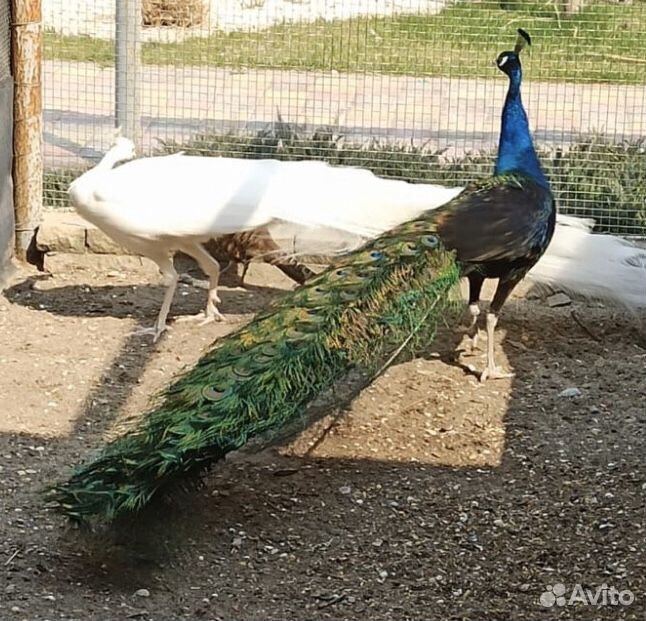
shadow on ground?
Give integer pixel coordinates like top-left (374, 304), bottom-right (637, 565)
top-left (1, 262), bottom-right (644, 620)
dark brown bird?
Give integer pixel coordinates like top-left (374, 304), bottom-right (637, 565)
top-left (206, 227), bottom-right (316, 286)
top-left (179, 227), bottom-right (315, 289)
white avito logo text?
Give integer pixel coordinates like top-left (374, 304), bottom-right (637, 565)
top-left (539, 583), bottom-right (635, 608)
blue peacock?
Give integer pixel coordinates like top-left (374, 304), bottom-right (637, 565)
top-left (48, 29), bottom-right (556, 522)
top-left (445, 29), bottom-right (556, 379)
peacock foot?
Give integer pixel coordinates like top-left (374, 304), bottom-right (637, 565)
top-left (479, 366), bottom-right (515, 382)
top-left (200, 309), bottom-right (225, 325)
top-left (178, 273), bottom-right (209, 290)
top-left (457, 329), bottom-right (482, 355)
top-left (174, 309), bottom-right (225, 326)
top-left (454, 304), bottom-right (481, 354)
top-left (132, 323), bottom-right (170, 343)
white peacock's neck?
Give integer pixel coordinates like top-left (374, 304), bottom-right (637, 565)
top-left (94, 150), bottom-right (131, 171)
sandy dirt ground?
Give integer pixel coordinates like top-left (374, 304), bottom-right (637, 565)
top-left (1, 254), bottom-right (644, 620)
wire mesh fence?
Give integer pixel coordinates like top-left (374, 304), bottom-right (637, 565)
top-left (43, 0), bottom-right (646, 235)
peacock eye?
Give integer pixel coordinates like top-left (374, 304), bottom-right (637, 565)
top-left (335, 269), bottom-right (348, 277)
top-left (422, 235), bottom-right (439, 248)
top-left (233, 365), bottom-right (252, 378)
top-left (202, 386), bottom-right (227, 401)
top-left (369, 250), bottom-right (383, 261)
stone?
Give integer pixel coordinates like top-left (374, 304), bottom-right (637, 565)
top-left (547, 293), bottom-right (572, 308)
top-left (559, 387), bottom-right (581, 398)
top-left (86, 227), bottom-right (132, 255)
top-left (37, 212), bottom-right (86, 253)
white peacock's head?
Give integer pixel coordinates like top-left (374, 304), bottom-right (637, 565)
top-left (111, 136), bottom-right (137, 162)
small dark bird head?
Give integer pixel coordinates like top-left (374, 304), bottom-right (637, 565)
top-left (495, 28), bottom-right (531, 77)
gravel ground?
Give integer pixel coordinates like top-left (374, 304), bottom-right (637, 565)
top-left (1, 254), bottom-right (644, 620)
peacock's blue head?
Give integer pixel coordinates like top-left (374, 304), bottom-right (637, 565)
top-left (495, 29), bottom-right (531, 83)
top-left (495, 50), bottom-right (522, 79)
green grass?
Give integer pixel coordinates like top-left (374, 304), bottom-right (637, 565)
top-left (45, 128), bottom-right (646, 235)
top-left (43, 169), bottom-right (77, 209)
top-left (44, 0), bottom-right (646, 83)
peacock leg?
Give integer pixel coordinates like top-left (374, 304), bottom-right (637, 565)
top-left (479, 311), bottom-right (513, 381)
top-left (479, 278), bottom-right (518, 382)
top-left (174, 242), bottom-right (225, 325)
top-left (466, 303), bottom-right (481, 350)
top-left (239, 260), bottom-right (250, 286)
top-left (133, 255), bottom-right (178, 342)
top-left (466, 273), bottom-right (485, 351)
top-left (455, 272), bottom-right (484, 354)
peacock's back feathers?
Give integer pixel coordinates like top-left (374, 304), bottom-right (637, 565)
top-left (434, 173), bottom-right (555, 275)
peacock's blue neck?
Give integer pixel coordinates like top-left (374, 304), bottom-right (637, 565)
top-left (494, 71), bottom-right (549, 189)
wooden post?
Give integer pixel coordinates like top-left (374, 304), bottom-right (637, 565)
top-left (11, 0), bottom-right (42, 264)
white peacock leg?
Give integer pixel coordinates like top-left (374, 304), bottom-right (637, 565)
top-left (175, 242), bottom-right (224, 325)
top-left (133, 254), bottom-right (178, 343)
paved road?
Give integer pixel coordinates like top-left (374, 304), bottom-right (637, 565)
top-left (43, 60), bottom-right (646, 168)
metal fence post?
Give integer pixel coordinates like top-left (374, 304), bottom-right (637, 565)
top-left (115, 0), bottom-right (142, 149)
